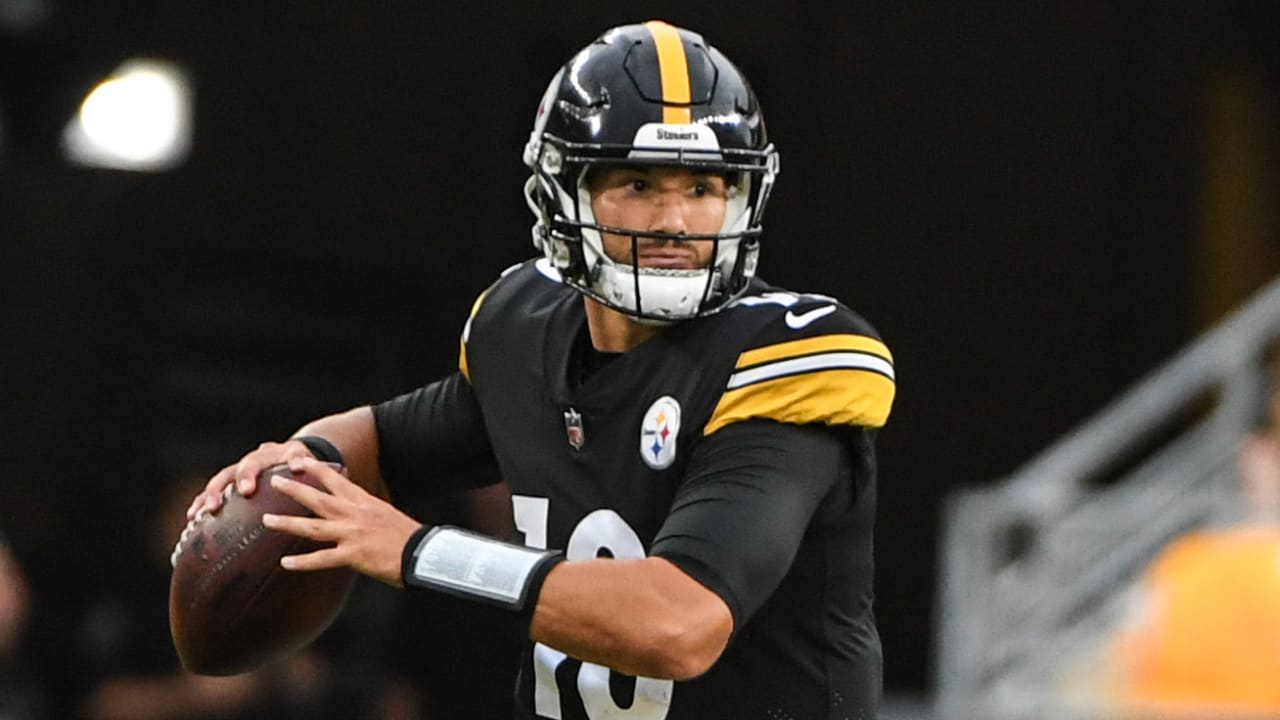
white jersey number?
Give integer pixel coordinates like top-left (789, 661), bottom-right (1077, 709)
top-left (512, 495), bottom-right (674, 719)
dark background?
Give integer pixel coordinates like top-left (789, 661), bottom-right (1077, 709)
top-left (1, 0), bottom-right (1277, 707)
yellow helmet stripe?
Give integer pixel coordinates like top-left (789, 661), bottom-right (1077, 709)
top-left (644, 20), bottom-right (693, 124)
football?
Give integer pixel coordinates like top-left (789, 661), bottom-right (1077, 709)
top-left (169, 463), bottom-right (356, 675)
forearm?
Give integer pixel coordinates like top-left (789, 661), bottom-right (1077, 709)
top-left (294, 406), bottom-right (387, 499)
top-left (529, 557), bottom-right (731, 680)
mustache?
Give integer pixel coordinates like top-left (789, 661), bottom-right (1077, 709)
top-left (593, 223), bottom-right (724, 243)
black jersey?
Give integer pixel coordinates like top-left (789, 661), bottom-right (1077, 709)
top-left (375, 258), bottom-right (895, 720)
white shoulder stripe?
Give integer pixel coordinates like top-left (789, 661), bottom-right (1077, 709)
top-left (726, 351), bottom-right (895, 390)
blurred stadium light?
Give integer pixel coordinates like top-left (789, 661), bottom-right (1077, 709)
top-left (60, 58), bottom-right (192, 171)
top-left (0, 0), bottom-right (168, 166)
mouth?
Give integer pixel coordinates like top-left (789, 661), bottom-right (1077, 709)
top-left (637, 249), bottom-right (700, 270)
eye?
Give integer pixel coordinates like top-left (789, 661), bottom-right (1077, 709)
top-left (628, 178), bottom-right (648, 192)
top-left (692, 176), bottom-right (725, 198)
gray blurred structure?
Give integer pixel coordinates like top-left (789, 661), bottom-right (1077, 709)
top-left (0, 0), bottom-right (51, 32)
top-left (934, 275), bottom-right (1280, 720)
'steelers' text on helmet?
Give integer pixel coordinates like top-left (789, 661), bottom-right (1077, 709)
top-left (523, 20), bottom-right (780, 323)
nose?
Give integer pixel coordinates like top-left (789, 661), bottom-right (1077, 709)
top-left (648, 190), bottom-right (689, 237)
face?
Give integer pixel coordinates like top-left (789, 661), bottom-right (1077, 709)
top-left (588, 166), bottom-right (729, 270)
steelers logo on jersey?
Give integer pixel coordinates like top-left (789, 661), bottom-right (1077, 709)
top-left (640, 395), bottom-right (682, 469)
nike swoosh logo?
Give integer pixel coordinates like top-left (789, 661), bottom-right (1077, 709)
top-left (785, 305), bottom-right (836, 329)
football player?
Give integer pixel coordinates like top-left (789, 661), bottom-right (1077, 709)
top-left (188, 20), bottom-right (896, 719)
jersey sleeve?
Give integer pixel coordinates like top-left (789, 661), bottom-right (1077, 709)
top-left (649, 419), bottom-right (858, 629)
top-left (703, 300), bottom-right (895, 436)
top-left (372, 372), bottom-right (497, 504)
top-left (375, 274), bottom-right (514, 503)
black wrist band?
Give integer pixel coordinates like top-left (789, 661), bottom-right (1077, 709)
top-left (401, 525), bottom-right (564, 620)
top-left (518, 551), bottom-right (564, 624)
top-left (294, 436), bottom-right (345, 467)
top-left (401, 524), bottom-right (434, 585)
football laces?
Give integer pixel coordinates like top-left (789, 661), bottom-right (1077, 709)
top-left (169, 486), bottom-right (233, 568)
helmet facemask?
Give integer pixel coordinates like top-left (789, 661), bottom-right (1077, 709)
top-left (525, 132), bottom-right (777, 323)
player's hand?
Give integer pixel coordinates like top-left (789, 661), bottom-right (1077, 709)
top-left (185, 440), bottom-right (315, 521)
top-left (262, 456), bottom-right (421, 587)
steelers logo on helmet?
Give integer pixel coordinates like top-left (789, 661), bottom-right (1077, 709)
top-left (523, 20), bottom-right (780, 324)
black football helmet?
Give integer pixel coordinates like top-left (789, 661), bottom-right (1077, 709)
top-left (523, 20), bottom-right (780, 322)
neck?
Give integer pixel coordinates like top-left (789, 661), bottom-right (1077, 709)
top-left (583, 297), bottom-right (662, 352)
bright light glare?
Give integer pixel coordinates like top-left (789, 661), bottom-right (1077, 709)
top-left (62, 59), bottom-right (193, 171)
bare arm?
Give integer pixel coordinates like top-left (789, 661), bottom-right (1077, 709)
top-left (268, 421), bottom-right (849, 682)
top-left (189, 370), bottom-right (492, 520)
top-left (186, 406), bottom-right (383, 520)
top-left (525, 421), bottom-right (852, 681)
top-left (530, 557), bottom-right (732, 680)
top-left (264, 460), bottom-right (730, 679)
top-left (294, 406), bottom-right (385, 497)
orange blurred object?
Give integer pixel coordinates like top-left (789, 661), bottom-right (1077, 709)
top-left (1109, 528), bottom-right (1280, 718)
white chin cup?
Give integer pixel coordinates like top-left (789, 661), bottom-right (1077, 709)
top-left (593, 261), bottom-right (714, 321)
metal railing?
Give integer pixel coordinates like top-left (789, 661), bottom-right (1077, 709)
top-left (933, 276), bottom-right (1280, 720)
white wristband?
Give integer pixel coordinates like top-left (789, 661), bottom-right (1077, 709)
top-left (403, 526), bottom-right (563, 613)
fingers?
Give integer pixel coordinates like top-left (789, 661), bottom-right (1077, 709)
top-left (186, 464), bottom-right (236, 520)
top-left (267, 471), bottom-right (338, 517)
top-left (263, 513), bottom-right (346, 571)
top-left (278, 546), bottom-right (345, 572)
top-left (286, 456), bottom-right (359, 499)
top-left (233, 456), bottom-right (263, 497)
top-left (234, 440), bottom-right (316, 496)
top-left (184, 441), bottom-right (317, 521)
top-left (262, 457), bottom-right (358, 527)
top-left (262, 468), bottom-right (417, 586)
top-left (262, 512), bottom-right (329, 541)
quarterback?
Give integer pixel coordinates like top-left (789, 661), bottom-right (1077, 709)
top-left (189, 20), bottom-right (896, 719)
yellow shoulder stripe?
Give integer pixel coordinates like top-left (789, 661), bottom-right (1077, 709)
top-left (705, 369), bottom-right (895, 435)
top-left (458, 289), bottom-right (490, 382)
top-left (704, 333), bottom-right (896, 435)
